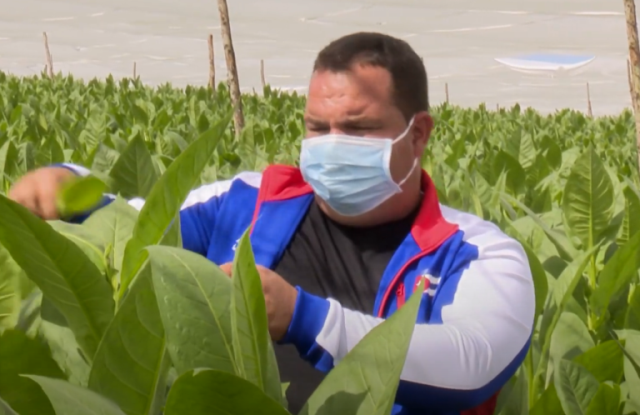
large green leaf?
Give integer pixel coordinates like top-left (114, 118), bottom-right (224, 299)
top-left (108, 134), bottom-right (158, 199)
top-left (56, 175), bottom-right (108, 219)
top-left (231, 230), bottom-right (283, 404)
top-left (533, 246), bottom-right (599, 399)
top-left (159, 212), bottom-right (182, 249)
top-left (147, 246), bottom-right (235, 376)
top-left (521, 241), bottom-right (549, 317)
top-left (554, 359), bottom-right (599, 415)
top-left (562, 145), bottom-right (614, 250)
top-left (0, 330), bottom-right (65, 415)
top-left (38, 320), bottom-right (92, 387)
top-left (25, 375), bottom-right (127, 415)
top-left (518, 132), bottom-right (537, 171)
top-left (549, 312), bottom-right (593, 372)
top-left (118, 112), bottom-right (231, 299)
top-left (300, 279), bottom-right (425, 415)
top-left (88, 264), bottom-right (169, 415)
top-left (0, 397), bottom-right (19, 415)
top-left (48, 220), bottom-right (107, 276)
top-left (83, 198), bottom-right (139, 273)
top-left (0, 244), bottom-right (22, 329)
top-left (164, 369), bottom-right (290, 415)
top-left (551, 245), bottom-right (600, 308)
top-left (529, 383), bottom-right (564, 415)
top-left (0, 195), bottom-right (114, 358)
top-left (573, 340), bottom-right (624, 383)
top-left (35, 138), bottom-right (65, 168)
top-left (493, 150), bottom-right (526, 195)
top-left (502, 194), bottom-right (577, 262)
top-left (496, 368), bottom-right (528, 415)
top-left (622, 331), bottom-right (640, 411)
top-left (585, 383), bottom-right (620, 415)
top-left (618, 184), bottom-right (640, 245)
top-left (590, 230), bottom-right (640, 323)
top-left (627, 285), bottom-right (640, 330)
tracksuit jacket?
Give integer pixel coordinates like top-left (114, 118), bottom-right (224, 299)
top-left (63, 162), bottom-right (536, 415)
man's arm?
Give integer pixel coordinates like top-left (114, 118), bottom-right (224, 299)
top-left (10, 163), bottom-right (262, 257)
top-left (280, 228), bottom-right (535, 411)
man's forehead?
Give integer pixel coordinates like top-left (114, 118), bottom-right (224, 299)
top-left (305, 66), bottom-right (394, 119)
top-left (308, 66), bottom-right (392, 99)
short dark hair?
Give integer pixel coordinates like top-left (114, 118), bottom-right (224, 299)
top-left (313, 32), bottom-right (429, 121)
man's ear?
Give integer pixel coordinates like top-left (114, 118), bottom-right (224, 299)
top-left (412, 112), bottom-right (433, 156)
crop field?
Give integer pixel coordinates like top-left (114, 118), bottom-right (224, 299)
top-left (0, 71), bottom-right (639, 415)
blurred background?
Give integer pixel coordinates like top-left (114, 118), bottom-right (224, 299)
top-left (0, 0), bottom-right (628, 115)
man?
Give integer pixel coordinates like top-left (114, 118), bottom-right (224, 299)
top-left (9, 32), bottom-right (535, 415)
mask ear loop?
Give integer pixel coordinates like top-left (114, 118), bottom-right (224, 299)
top-left (392, 115), bottom-right (418, 187)
top-left (392, 115), bottom-right (416, 144)
top-left (397, 157), bottom-right (418, 187)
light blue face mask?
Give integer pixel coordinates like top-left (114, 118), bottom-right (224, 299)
top-left (300, 116), bottom-right (418, 216)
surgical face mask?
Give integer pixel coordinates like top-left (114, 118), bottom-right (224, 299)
top-left (300, 116), bottom-right (418, 216)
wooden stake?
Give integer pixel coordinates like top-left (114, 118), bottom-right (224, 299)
top-left (628, 58), bottom-right (636, 110)
top-left (217, 0), bottom-right (244, 136)
top-left (260, 59), bottom-right (266, 88)
top-left (208, 34), bottom-right (216, 91)
top-left (445, 83), bottom-right (449, 104)
top-left (586, 82), bottom-right (593, 117)
top-left (624, 0), bottom-right (640, 174)
top-left (133, 62), bottom-right (137, 79)
top-left (43, 32), bottom-right (54, 78)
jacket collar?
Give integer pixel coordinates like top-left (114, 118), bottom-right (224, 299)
top-left (254, 164), bottom-right (458, 252)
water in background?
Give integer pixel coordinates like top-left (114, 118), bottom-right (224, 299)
top-left (0, 0), bottom-right (630, 115)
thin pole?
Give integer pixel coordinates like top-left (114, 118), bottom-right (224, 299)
top-left (217, 0), bottom-right (244, 136)
top-left (43, 32), bottom-right (54, 77)
top-left (208, 34), bottom-right (216, 92)
top-left (623, 0), bottom-right (640, 175)
top-left (586, 82), bottom-right (593, 117)
top-left (628, 58), bottom-right (636, 110)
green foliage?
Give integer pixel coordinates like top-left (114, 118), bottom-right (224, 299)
top-left (147, 246), bottom-right (235, 376)
top-left (231, 230), bottom-right (284, 404)
top-left (164, 369), bottom-right (290, 415)
top-left (0, 330), bottom-right (64, 415)
top-left (118, 112), bottom-right (231, 299)
top-left (56, 175), bottom-right (107, 219)
top-left (0, 72), bottom-right (639, 414)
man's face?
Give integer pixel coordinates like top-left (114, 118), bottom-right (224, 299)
top-left (303, 63), bottom-right (432, 187)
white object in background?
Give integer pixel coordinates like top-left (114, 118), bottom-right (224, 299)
top-left (494, 53), bottom-right (596, 76)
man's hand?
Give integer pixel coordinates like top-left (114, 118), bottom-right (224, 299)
top-left (220, 263), bottom-right (298, 341)
top-left (8, 167), bottom-right (76, 219)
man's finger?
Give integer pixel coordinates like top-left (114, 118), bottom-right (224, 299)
top-left (39, 190), bottom-right (59, 220)
top-left (219, 262), bottom-right (233, 277)
top-left (17, 194), bottom-right (40, 217)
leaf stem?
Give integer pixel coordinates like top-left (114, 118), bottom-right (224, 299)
top-left (526, 347), bottom-right (535, 407)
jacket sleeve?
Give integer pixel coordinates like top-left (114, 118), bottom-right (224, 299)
top-left (280, 225), bottom-right (535, 412)
top-left (55, 163), bottom-right (259, 257)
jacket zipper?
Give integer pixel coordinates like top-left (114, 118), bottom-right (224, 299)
top-left (395, 283), bottom-right (406, 309)
top-left (377, 251), bottom-right (428, 317)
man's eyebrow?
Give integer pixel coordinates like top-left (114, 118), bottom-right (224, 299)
top-left (338, 117), bottom-right (383, 128)
top-left (304, 116), bottom-right (326, 125)
top-left (304, 116), bottom-right (382, 128)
